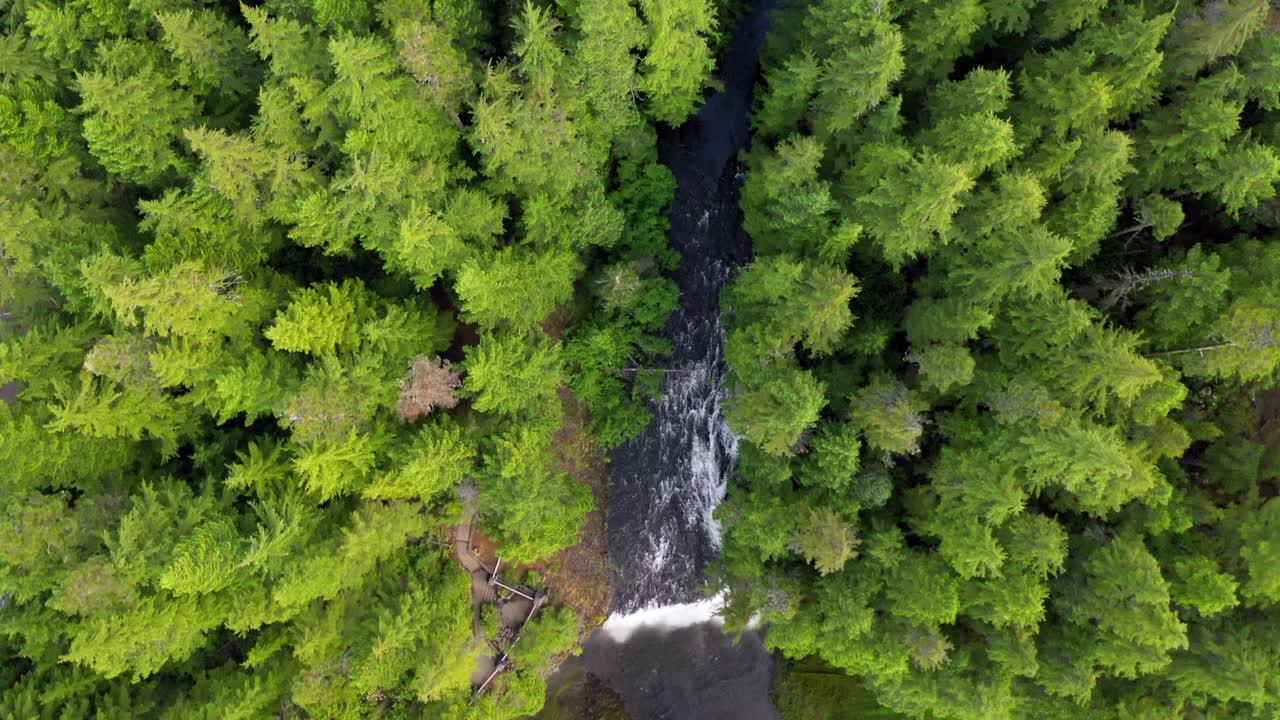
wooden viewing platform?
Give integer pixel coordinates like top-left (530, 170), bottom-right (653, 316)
top-left (471, 593), bottom-right (548, 704)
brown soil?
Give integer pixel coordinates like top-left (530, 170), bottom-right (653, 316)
top-left (465, 523), bottom-right (502, 571)
top-left (531, 385), bottom-right (614, 627)
top-left (538, 308), bottom-right (612, 626)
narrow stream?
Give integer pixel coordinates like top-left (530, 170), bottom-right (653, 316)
top-left (541, 2), bottom-right (780, 718)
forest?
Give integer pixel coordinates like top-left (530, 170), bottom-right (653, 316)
top-left (0, 0), bottom-right (723, 717)
top-left (718, 0), bottom-right (1280, 718)
top-left (1, 0), bottom-right (1279, 719)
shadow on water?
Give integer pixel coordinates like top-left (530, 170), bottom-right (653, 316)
top-left (540, 623), bottom-right (780, 720)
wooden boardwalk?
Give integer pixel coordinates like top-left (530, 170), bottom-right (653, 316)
top-left (447, 494), bottom-right (545, 700)
top-left (452, 516), bottom-right (490, 574)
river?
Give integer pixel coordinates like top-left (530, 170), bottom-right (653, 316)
top-left (608, 0), bottom-right (771, 620)
top-left (542, 1), bottom-right (781, 718)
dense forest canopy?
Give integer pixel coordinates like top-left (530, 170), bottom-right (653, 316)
top-left (5, 0), bottom-right (1280, 718)
top-left (0, 0), bottom-right (726, 717)
top-left (719, 1), bottom-right (1280, 719)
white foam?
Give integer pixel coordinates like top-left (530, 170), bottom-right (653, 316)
top-left (601, 594), bottom-right (727, 642)
top-left (647, 534), bottom-right (673, 573)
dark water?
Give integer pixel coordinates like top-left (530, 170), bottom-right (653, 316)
top-left (606, 0), bottom-right (773, 613)
top-left (543, 624), bottom-right (778, 720)
top-left (550, 1), bottom-right (782, 718)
